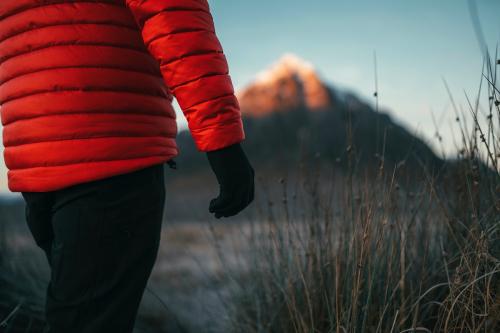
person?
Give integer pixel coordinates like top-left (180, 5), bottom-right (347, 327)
top-left (0, 0), bottom-right (254, 332)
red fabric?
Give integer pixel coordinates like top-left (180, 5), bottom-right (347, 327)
top-left (0, 0), bottom-right (244, 192)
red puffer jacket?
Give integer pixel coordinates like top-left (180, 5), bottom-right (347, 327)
top-left (0, 0), bottom-right (245, 192)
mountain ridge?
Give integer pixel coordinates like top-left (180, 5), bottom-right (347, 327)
top-left (176, 53), bottom-right (444, 175)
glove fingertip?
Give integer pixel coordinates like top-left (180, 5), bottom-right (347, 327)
top-left (209, 198), bottom-right (217, 212)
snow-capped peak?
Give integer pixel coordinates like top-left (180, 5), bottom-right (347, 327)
top-left (253, 53), bottom-right (318, 84)
top-left (237, 54), bottom-right (335, 116)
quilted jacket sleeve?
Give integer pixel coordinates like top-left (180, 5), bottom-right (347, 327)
top-left (125, 0), bottom-right (245, 152)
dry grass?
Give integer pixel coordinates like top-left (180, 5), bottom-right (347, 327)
top-left (215, 55), bottom-right (500, 333)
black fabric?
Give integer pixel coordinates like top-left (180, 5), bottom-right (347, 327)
top-left (206, 143), bottom-right (254, 218)
top-left (21, 162), bottom-right (166, 333)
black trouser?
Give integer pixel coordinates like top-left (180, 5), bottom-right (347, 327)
top-left (21, 162), bottom-right (166, 333)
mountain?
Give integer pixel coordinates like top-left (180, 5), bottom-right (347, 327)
top-left (175, 54), bottom-right (443, 175)
top-left (236, 54), bottom-right (336, 116)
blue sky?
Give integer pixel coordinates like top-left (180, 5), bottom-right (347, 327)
top-left (1, 0), bottom-right (499, 192)
top-left (202, 0), bottom-right (500, 154)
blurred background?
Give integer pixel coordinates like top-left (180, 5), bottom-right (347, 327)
top-left (1, 1), bottom-right (499, 332)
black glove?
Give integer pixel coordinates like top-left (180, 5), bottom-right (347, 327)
top-left (206, 143), bottom-right (254, 218)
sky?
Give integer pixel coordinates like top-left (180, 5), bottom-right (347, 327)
top-left (204, 0), bottom-right (500, 150)
top-left (1, 0), bottom-right (499, 192)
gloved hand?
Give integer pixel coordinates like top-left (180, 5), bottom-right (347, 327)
top-left (206, 143), bottom-right (254, 218)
